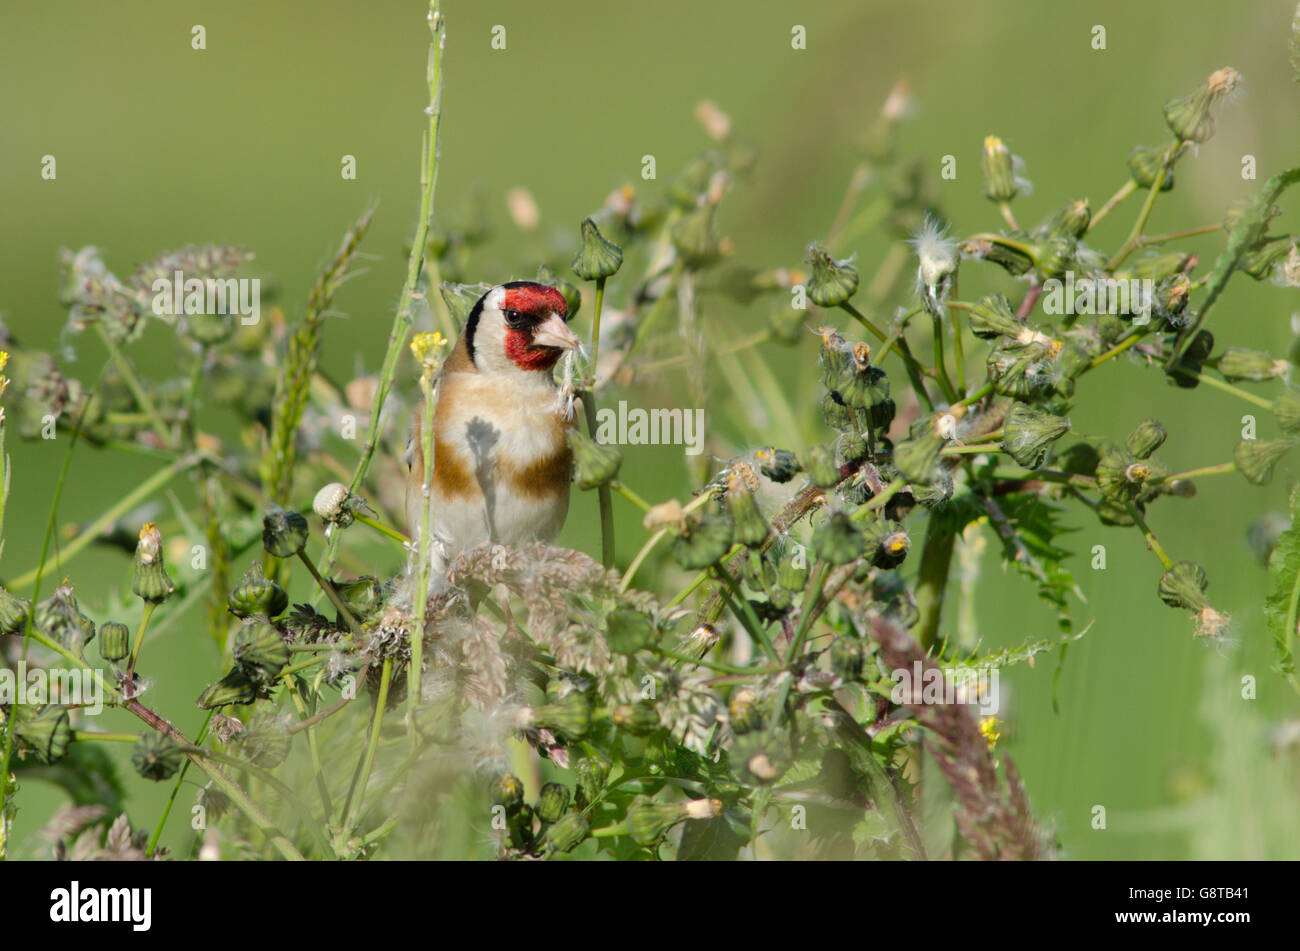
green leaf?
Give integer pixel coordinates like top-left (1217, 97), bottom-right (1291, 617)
top-left (1263, 483), bottom-right (1300, 678)
top-left (993, 494), bottom-right (1083, 629)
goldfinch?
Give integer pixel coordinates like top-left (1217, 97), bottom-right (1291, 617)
top-left (406, 281), bottom-right (580, 578)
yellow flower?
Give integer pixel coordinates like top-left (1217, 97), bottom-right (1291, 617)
top-left (979, 716), bottom-right (1001, 750)
top-left (410, 332), bottom-right (449, 374)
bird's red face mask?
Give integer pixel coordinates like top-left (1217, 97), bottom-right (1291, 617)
top-left (499, 283), bottom-right (578, 371)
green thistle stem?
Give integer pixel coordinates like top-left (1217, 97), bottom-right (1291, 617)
top-left (92, 324), bottom-right (171, 446)
top-left (295, 549), bottom-right (364, 637)
top-left (1108, 140), bottom-right (1184, 270)
top-left (354, 512), bottom-right (409, 544)
top-left (1125, 503), bottom-right (1174, 571)
top-left (1087, 179), bottom-right (1138, 232)
top-left (126, 601), bottom-right (157, 679)
top-left (342, 656), bottom-right (393, 833)
top-left (5, 453), bottom-right (198, 592)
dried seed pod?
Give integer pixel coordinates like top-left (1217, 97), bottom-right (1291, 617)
top-left (1272, 386), bottom-right (1300, 434)
top-left (197, 667), bottom-right (258, 709)
top-left (239, 712), bottom-right (292, 767)
top-left (132, 732), bottom-right (185, 782)
top-left (671, 204), bottom-right (723, 268)
top-left (12, 705), bottom-right (72, 765)
top-left (800, 443), bottom-right (839, 488)
top-left (233, 620), bottom-right (290, 687)
top-left (262, 509), bottom-right (309, 559)
top-left (132, 522), bottom-right (174, 605)
top-left (1045, 199), bottom-right (1091, 239)
top-left (571, 217), bottom-right (623, 281)
top-left (671, 512), bottom-right (734, 569)
top-left (0, 586), bottom-right (31, 636)
top-left (1125, 419), bottom-right (1168, 460)
top-left (568, 428), bottom-right (623, 490)
top-left (227, 561), bottom-right (289, 620)
top-left (541, 813), bottom-right (590, 854)
top-left (861, 519), bottom-right (911, 569)
top-left (1128, 144), bottom-right (1176, 190)
top-left (1215, 347), bottom-right (1287, 382)
top-left (1158, 561), bottom-right (1211, 612)
top-left (1096, 442), bottom-right (1150, 503)
top-left (529, 692), bottom-right (591, 739)
top-left (626, 797), bottom-right (722, 846)
top-left (1162, 66), bottom-right (1240, 144)
top-left (981, 135), bottom-right (1021, 203)
top-left (812, 511), bottom-right (865, 565)
top-left (1235, 437), bottom-right (1297, 486)
top-left (968, 292), bottom-right (1020, 340)
top-left (493, 774), bottom-right (526, 813)
top-left (536, 782), bottom-right (572, 824)
top-left (726, 470), bottom-right (769, 548)
top-left (1002, 403), bottom-right (1071, 469)
top-left (36, 584), bottom-right (95, 653)
top-left (98, 621), bottom-right (130, 663)
top-left (806, 245), bottom-right (859, 307)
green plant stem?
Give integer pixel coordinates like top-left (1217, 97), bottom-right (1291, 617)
top-left (1088, 331), bottom-right (1146, 369)
top-left (787, 561), bottom-right (830, 661)
top-left (997, 200), bottom-right (1019, 231)
top-left (942, 442), bottom-right (1004, 456)
top-left (194, 747), bottom-right (332, 858)
top-left (1125, 503), bottom-right (1174, 571)
top-left (612, 481), bottom-right (650, 512)
top-left (930, 312), bottom-right (959, 403)
top-left (588, 276), bottom-right (606, 386)
top-left (1159, 461), bottom-right (1237, 482)
top-left (1172, 368), bottom-right (1274, 409)
top-left (1138, 223), bottom-right (1223, 246)
top-left (92, 324), bottom-right (171, 445)
top-left (354, 512), bottom-right (410, 544)
top-left (956, 381), bottom-right (995, 407)
top-left (69, 732), bottom-right (139, 743)
top-left (620, 528), bottom-right (666, 592)
top-left (914, 517), bottom-right (957, 652)
top-left (342, 656), bottom-right (393, 833)
top-left (5, 453), bottom-right (198, 591)
top-left (123, 699), bottom-right (306, 861)
top-left (582, 395), bottom-right (616, 568)
top-left (325, 2), bottom-right (444, 579)
top-left (408, 366), bottom-right (438, 744)
top-left (126, 601), bottom-right (157, 679)
top-left (949, 307), bottom-right (967, 394)
top-left (1108, 140), bottom-right (1183, 270)
top-left (146, 711), bottom-right (212, 856)
top-left (295, 549), bottom-right (364, 637)
top-left (713, 566), bottom-right (779, 662)
top-left (1087, 179), bottom-right (1137, 232)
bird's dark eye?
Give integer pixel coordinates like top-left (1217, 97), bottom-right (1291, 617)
top-left (503, 308), bottom-right (527, 330)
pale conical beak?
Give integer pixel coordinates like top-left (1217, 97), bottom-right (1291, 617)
top-left (531, 312), bottom-right (580, 350)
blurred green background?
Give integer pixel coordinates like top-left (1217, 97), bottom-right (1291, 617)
top-left (2, 0), bottom-right (1299, 859)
